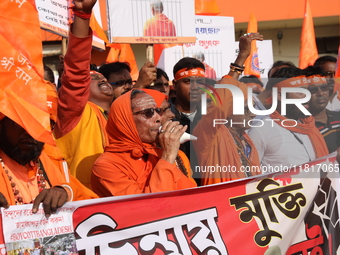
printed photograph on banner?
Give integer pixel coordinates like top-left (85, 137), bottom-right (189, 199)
top-left (157, 16), bottom-right (235, 80)
top-left (1, 205), bottom-right (77, 255)
top-left (5, 233), bottom-right (78, 255)
top-left (107, 0), bottom-right (196, 43)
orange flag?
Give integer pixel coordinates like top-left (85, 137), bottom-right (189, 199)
top-left (90, 15), bottom-right (108, 43)
top-left (0, 0), bottom-right (54, 145)
top-left (299, 0), bottom-right (318, 69)
top-left (244, 14), bottom-right (260, 77)
top-left (195, 0), bottom-right (220, 15)
top-left (107, 44), bottom-right (139, 81)
top-left (106, 47), bottom-right (120, 63)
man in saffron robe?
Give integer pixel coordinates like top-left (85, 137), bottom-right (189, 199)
top-left (91, 89), bottom-right (196, 196)
top-left (143, 0), bottom-right (176, 37)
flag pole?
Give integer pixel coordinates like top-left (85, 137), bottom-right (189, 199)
top-left (146, 44), bottom-right (154, 86)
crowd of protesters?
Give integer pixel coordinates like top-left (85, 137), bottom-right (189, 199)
top-left (0, 0), bottom-right (339, 229)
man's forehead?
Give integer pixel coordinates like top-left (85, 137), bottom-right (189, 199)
top-left (132, 93), bottom-right (156, 108)
top-left (91, 73), bottom-right (105, 80)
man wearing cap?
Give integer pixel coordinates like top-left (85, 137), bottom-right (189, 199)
top-left (248, 68), bottom-right (329, 169)
top-left (143, 0), bottom-right (176, 37)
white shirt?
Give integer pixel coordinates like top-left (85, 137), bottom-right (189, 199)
top-left (248, 116), bottom-right (316, 171)
top-left (326, 91), bottom-right (340, 112)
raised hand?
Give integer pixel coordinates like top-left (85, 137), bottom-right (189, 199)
top-left (73, 0), bottom-right (97, 13)
top-left (135, 62), bottom-right (157, 88)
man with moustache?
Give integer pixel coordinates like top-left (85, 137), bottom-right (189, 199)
top-left (54, 0), bottom-right (156, 189)
top-left (307, 74), bottom-right (340, 153)
top-left (248, 68), bottom-right (329, 169)
top-left (0, 116), bottom-right (72, 216)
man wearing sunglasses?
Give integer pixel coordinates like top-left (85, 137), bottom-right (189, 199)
top-left (99, 61), bottom-right (157, 101)
top-left (313, 56), bottom-right (339, 111)
top-left (54, 0), bottom-right (116, 190)
top-left (307, 75), bottom-right (340, 154)
top-left (249, 71), bottom-right (329, 170)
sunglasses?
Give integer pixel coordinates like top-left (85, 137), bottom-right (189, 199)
top-left (109, 79), bottom-right (136, 87)
top-left (307, 84), bottom-right (330, 94)
top-left (133, 107), bottom-right (170, 118)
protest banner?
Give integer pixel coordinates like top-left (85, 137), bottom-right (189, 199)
top-left (1, 154), bottom-right (339, 254)
top-left (35, 0), bottom-right (106, 49)
top-left (106, 0), bottom-right (196, 44)
top-left (157, 16), bottom-right (235, 80)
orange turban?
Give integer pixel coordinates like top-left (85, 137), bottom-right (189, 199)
top-left (140, 88), bottom-right (167, 107)
top-left (46, 81), bottom-right (58, 122)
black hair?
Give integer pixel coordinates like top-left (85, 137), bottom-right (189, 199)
top-left (267, 60), bottom-right (296, 78)
top-left (99, 62), bottom-right (131, 80)
top-left (43, 65), bottom-right (55, 84)
top-left (156, 68), bottom-right (169, 81)
top-left (266, 67), bottom-right (304, 91)
top-left (173, 57), bottom-right (205, 77)
top-left (90, 64), bottom-right (98, 72)
top-left (302, 65), bottom-right (327, 76)
top-left (314, 55), bottom-right (337, 66)
top-left (239, 75), bottom-right (264, 87)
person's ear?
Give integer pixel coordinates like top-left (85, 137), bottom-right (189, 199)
top-left (172, 80), bottom-right (177, 90)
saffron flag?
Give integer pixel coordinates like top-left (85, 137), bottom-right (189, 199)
top-left (0, 0), bottom-right (54, 145)
top-left (244, 14), bottom-right (261, 77)
top-left (195, 0), bottom-right (220, 15)
top-left (299, 0), bottom-right (318, 69)
top-left (105, 47), bottom-right (120, 63)
top-left (90, 15), bottom-right (108, 43)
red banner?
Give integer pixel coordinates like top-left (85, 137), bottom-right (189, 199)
top-left (1, 155), bottom-right (340, 254)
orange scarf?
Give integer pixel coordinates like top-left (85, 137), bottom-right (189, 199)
top-left (105, 90), bottom-right (161, 158)
top-left (270, 111), bottom-right (329, 158)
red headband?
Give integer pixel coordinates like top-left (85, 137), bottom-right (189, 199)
top-left (174, 68), bottom-right (205, 81)
top-left (274, 75), bottom-right (308, 90)
top-left (307, 75), bottom-right (327, 86)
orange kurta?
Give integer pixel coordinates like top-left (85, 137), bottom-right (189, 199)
top-left (193, 76), bottom-right (261, 186)
top-left (143, 13), bottom-right (176, 36)
top-left (91, 90), bottom-right (196, 197)
top-left (54, 29), bottom-right (109, 189)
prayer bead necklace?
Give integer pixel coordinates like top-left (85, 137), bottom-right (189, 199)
top-left (0, 157), bottom-right (46, 205)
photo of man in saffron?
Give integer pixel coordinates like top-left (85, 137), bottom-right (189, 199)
top-left (143, 0), bottom-right (176, 37)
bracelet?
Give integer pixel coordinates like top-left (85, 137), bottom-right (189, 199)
top-left (230, 67), bottom-right (243, 74)
top-left (229, 64), bottom-right (244, 73)
top-left (69, 6), bottom-right (92, 19)
top-left (230, 62), bottom-right (245, 69)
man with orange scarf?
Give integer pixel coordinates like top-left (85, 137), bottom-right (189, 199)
top-left (91, 89), bottom-right (196, 197)
top-left (248, 68), bottom-right (329, 169)
top-left (143, 0), bottom-right (176, 37)
top-left (193, 33), bottom-right (263, 186)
